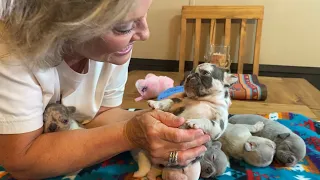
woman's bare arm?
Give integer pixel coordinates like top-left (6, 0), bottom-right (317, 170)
top-left (0, 120), bottom-right (131, 180)
top-left (0, 108), bottom-right (209, 180)
top-left (85, 107), bottom-right (149, 128)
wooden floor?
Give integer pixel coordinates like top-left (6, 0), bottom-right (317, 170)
top-left (122, 71), bottom-right (320, 121)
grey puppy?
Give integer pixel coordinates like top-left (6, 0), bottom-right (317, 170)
top-left (229, 114), bottom-right (306, 167)
top-left (43, 103), bottom-right (83, 177)
top-left (219, 122), bottom-right (276, 167)
top-left (43, 103), bottom-right (80, 133)
top-left (200, 141), bottom-right (229, 179)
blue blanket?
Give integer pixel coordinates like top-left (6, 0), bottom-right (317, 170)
top-left (1, 112), bottom-right (319, 180)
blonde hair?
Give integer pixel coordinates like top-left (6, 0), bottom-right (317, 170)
top-left (0, 0), bottom-right (136, 69)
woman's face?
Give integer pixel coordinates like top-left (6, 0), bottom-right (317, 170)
top-left (75, 0), bottom-right (152, 65)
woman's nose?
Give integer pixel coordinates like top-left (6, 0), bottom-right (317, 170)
top-left (132, 17), bottom-right (150, 41)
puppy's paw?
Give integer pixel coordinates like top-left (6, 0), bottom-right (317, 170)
top-left (254, 121), bottom-right (264, 131)
top-left (147, 99), bottom-right (173, 111)
top-left (186, 119), bottom-right (201, 129)
top-left (147, 100), bottom-right (159, 109)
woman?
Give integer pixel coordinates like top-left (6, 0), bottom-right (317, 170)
top-left (0, 0), bottom-right (210, 179)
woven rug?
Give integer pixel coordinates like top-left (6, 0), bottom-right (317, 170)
top-left (230, 74), bottom-right (267, 101)
top-left (1, 112), bottom-right (319, 180)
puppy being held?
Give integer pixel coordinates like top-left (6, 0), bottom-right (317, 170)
top-left (132, 63), bottom-right (238, 180)
top-left (43, 103), bottom-right (85, 177)
top-left (43, 103), bottom-right (83, 133)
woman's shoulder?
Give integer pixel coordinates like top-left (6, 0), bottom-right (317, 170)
top-left (0, 52), bottom-right (60, 91)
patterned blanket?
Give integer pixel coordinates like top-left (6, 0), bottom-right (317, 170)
top-left (1, 112), bottom-right (319, 180)
top-left (230, 74), bottom-right (268, 101)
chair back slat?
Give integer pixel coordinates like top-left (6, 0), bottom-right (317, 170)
top-left (237, 19), bottom-right (247, 74)
top-left (253, 19), bottom-right (263, 75)
top-left (209, 19), bottom-right (216, 45)
top-left (179, 6), bottom-right (264, 77)
top-left (193, 18), bottom-right (202, 68)
top-left (224, 19), bottom-right (232, 47)
top-left (179, 18), bottom-right (187, 78)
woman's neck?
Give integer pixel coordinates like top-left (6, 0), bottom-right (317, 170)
top-left (63, 52), bottom-right (89, 74)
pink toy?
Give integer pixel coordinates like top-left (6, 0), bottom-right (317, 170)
top-left (135, 73), bottom-right (174, 102)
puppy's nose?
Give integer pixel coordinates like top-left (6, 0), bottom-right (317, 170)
top-left (206, 167), bottom-right (214, 176)
top-left (287, 156), bottom-right (295, 163)
top-left (49, 123), bottom-right (57, 132)
top-left (189, 76), bottom-right (199, 83)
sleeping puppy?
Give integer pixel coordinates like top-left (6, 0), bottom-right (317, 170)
top-left (132, 63), bottom-right (238, 180)
top-left (200, 141), bottom-right (229, 179)
top-left (219, 122), bottom-right (276, 167)
top-left (229, 114), bottom-right (306, 167)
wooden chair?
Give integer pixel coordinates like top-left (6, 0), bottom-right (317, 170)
top-left (179, 6), bottom-right (264, 77)
top-left (123, 6), bottom-right (320, 120)
top-left (123, 6), bottom-right (265, 108)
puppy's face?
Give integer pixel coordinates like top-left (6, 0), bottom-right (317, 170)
top-left (43, 104), bottom-right (76, 133)
top-left (274, 133), bottom-right (306, 166)
top-left (184, 63), bottom-right (237, 98)
top-left (200, 141), bottom-right (228, 178)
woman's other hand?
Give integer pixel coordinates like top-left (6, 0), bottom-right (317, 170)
top-left (124, 110), bottom-right (210, 166)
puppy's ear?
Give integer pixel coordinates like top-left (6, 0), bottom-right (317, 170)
top-left (224, 72), bottom-right (238, 85)
top-left (67, 106), bottom-right (76, 114)
top-left (212, 141), bottom-right (222, 149)
top-left (244, 142), bottom-right (258, 151)
top-left (277, 133), bottom-right (290, 139)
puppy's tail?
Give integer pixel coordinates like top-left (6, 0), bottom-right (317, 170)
top-left (133, 151), bottom-right (152, 178)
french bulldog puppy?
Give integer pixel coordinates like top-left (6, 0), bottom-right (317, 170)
top-left (132, 63), bottom-right (238, 180)
top-left (219, 122), bottom-right (276, 167)
top-left (43, 103), bottom-right (84, 177)
top-left (200, 141), bottom-right (229, 179)
top-left (229, 114), bottom-right (306, 167)
top-left (43, 103), bottom-right (82, 133)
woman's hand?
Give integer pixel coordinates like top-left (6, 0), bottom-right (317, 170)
top-left (124, 110), bottom-right (210, 166)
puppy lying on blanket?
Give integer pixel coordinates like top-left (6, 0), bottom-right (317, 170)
top-left (132, 63), bottom-right (238, 180)
top-left (229, 114), bottom-right (306, 167)
top-left (219, 122), bottom-right (276, 167)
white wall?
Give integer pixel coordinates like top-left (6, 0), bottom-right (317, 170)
top-left (132, 0), bottom-right (320, 67)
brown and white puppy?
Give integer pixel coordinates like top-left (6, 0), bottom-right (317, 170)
top-left (132, 63), bottom-right (238, 180)
top-left (149, 63), bottom-right (238, 140)
top-left (43, 103), bottom-right (82, 133)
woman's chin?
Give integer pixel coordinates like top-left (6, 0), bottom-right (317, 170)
top-left (107, 51), bottom-right (132, 65)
